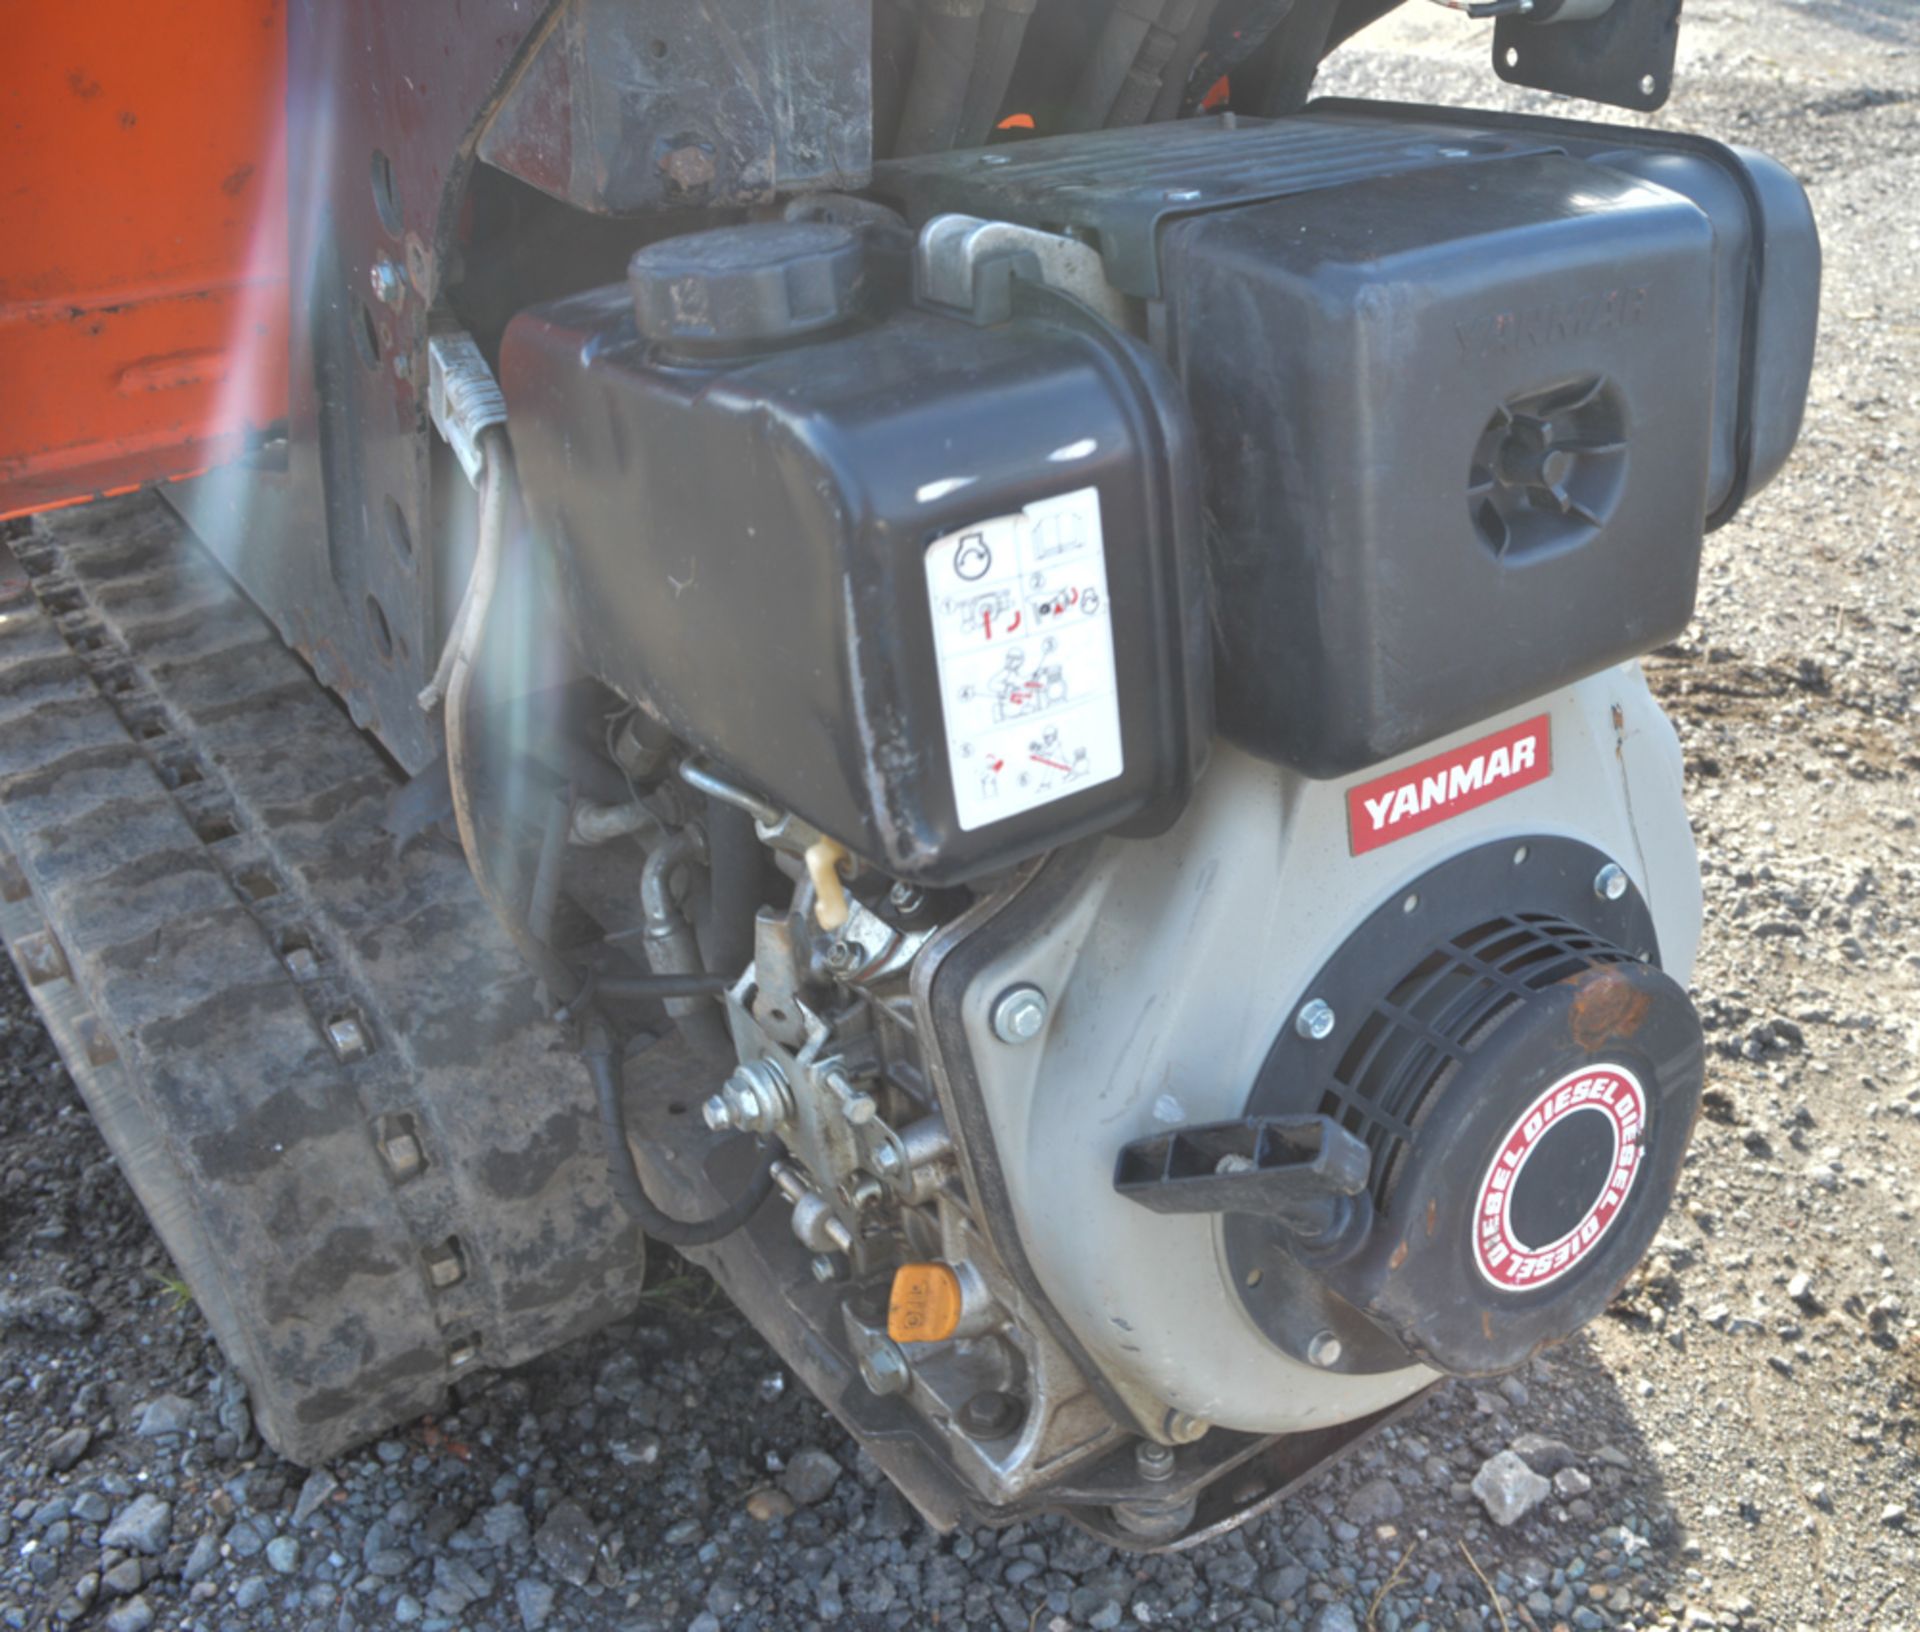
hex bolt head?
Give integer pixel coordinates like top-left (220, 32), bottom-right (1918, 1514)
top-left (843, 1093), bottom-right (878, 1126)
top-left (1594, 862), bottom-right (1630, 902)
top-left (701, 1094), bottom-right (733, 1131)
top-left (859, 1340), bottom-right (912, 1397)
top-left (809, 1253), bottom-right (842, 1284)
top-left (370, 258), bottom-right (406, 308)
top-left (1307, 1329), bottom-right (1344, 1369)
top-left (1294, 998), bottom-right (1336, 1042)
top-left (990, 984), bottom-right (1050, 1045)
top-left (871, 1144), bottom-right (904, 1178)
top-left (1135, 1440), bottom-right (1177, 1482)
top-left (425, 1246), bottom-right (465, 1289)
top-left (888, 882), bottom-right (927, 915)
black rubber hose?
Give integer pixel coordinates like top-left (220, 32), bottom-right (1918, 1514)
top-left (895, 0), bottom-right (988, 156)
top-left (695, 796), bottom-right (760, 982)
top-left (597, 971), bottom-right (733, 1001)
top-left (583, 1022), bottom-right (777, 1247)
top-left (954, 0), bottom-right (1039, 147)
top-left (1062, 0), bottom-right (1171, 132)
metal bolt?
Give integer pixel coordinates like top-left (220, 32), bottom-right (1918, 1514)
top-left (1163, 1410), bottom-right (1210, 1444)
top-left (379, 1132), bottom-right (424, 1180)
top-left (859, 1340), bottom-right (912, 1397)
top-left (871, 1144), bottom-right (904, 1179)
top-left (825, 939), bottom-right (860, 973)
top-left (712, 1058), bottom-right (791, 1133)
top-left (424, 1245), bottom-right (465, 1289)
top-left (1294, 998), bottom-right (1336, 1042)
top-left (327, 1015), bottom-right (370, 1060)
top-left (809, 1253), bottom-right (842, 1284)
top-left (1307, 1329), bottom-right (1344, 1369)
top-left (1595, 862), bottom-right (1630, 902)
top-left (284, 946), bottom-right (319, 981)
top-left (446, 1337), bottom-right (480, 1369)
top-left (1135, 1441), bottom-right (1177, 1482)
top-left (958, 1390), bottom-right (1023, 1440)
top-left (888, 881), bottom-right (927, 915)
top-left (991, 983), bottom-right (1050, 1045)
top-left (369, 258), bottom-right (406, 308)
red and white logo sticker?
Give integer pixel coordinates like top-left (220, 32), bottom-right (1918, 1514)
top-left (1473, 1064), bottom-right (1647, 1293)
top-left (1346, 715), bottom-right (1552, 856)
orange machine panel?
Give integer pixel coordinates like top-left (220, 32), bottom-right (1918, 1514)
top-left (0, 0), bottom-right (288, 519)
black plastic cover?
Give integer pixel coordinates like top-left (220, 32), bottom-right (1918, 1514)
top-left (1163, 152), bottom-right (1718, 775)
top-left (880, 104), bottom-right (1820, 778)
top-left (502, 272), bottom-right (1209, 885)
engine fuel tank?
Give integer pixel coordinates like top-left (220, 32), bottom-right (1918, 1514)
top-left (502, 223), bottom-right (1210, 886)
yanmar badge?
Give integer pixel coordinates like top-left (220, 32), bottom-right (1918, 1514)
top-left (1346, 715), bottom-right (1551, 855)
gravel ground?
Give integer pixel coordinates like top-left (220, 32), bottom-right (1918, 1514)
top-left (4, 5), bottom-right (1918, 1629)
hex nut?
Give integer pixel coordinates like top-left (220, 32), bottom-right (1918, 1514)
top-left (1294, 998), bottom-right (1336, 1042)
top-left (859, 1340), bottom-right (911, 1397)
top-left (1135, 1440), bottom-right (1177, 1482)
top-left (990, 984), bottom-right (1049, 1045)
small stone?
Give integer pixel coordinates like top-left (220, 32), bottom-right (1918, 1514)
top-left (780, 1448), bottom-right (842, 1507)
top-left (181, 1533), bottom-right (221, 1585)
top-left (1308, 1604), bottom-right (1360, 1632)
top-left (482, 1501), bottom-right (532, 1552)
top-left (1472, 1451), bottom-right (1552, 1528)
top-left (101, 1559), bottom-right (144, 1597)
top-left (45, 1427), bottom-right (91, 1473)
top-left (1880, 1504), bottom-right (1907, 1528)
top-left (662, 1517), bottom-right (703, 1546)
top-left (265, 1535), bottom-right (300, 1574)
top-left (134, 1395), bottom-right (195, 1438)
top-left (1509, 1433), bottom-right (1580, 1476)
top-left (533, 1499), bottom-right (599, 1587)
top-left (393, 1594), bottom-right (423, 1623)
top-left (1343, 1476), bottom-right (1404, 1526)
top-left (1787, 1272), bottom-right (1816, 1308)
top-left (103, 1599), bottom-right (154, 1632)
top-left (100, 1496), bottom-right (172, 1557)
top-left (688, 1615), bottom-right (722, 1632)
top-left (292, 1469), bottom-right (339, 1527)
top-left (1554, 1468), bottom-right (1593, 1499)
top-left (514, 1578), bottom-right (555, 1632)
top-left (746, 1487), bottom-right (797, 1522)
top-left (71, 1492), bottom-right (111, 1525)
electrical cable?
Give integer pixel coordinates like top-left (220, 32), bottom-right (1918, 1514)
top-left (583, 1019), bottom-right (778, 1246)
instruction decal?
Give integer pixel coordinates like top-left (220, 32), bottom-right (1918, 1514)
top-left (924, 486), bottom-right (1123, 832)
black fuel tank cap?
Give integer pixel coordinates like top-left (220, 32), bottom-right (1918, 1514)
top-left (628, 222), bottom-right (865, 347)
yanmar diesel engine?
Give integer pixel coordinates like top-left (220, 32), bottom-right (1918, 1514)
top-left (494, 103), bottom-right (1817, 1538)
top-left (0, 0), bottom-right (1820, 1554)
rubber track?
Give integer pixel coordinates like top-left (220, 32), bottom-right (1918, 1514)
top-left (0, 495), bottom-right (646, 1465)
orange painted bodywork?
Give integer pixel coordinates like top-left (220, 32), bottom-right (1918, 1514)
top-left (0, 1), bottom-right (289, 520)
